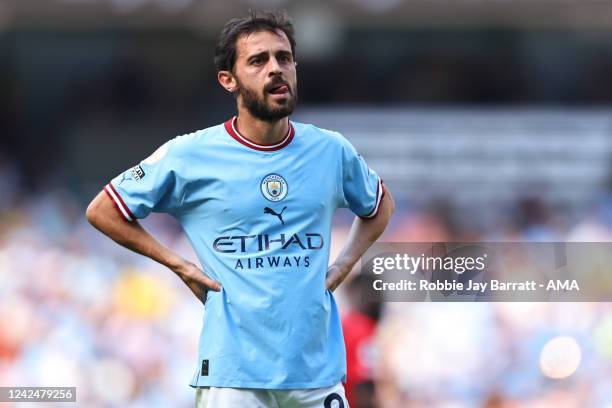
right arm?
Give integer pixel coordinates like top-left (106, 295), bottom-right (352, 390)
top-left (85, 189), bottom-right (220, 303)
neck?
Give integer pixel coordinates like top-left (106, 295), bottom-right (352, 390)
top-left (235, 107), bottom-right (289, 146)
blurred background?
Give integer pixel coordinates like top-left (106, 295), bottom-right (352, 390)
top-left (1, 0), bottom-right (612, 407)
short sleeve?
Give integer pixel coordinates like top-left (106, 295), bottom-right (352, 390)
top-left (338, 135), bottom-right (384, 218)
top-left (104, 140), bottom-right (183, 221)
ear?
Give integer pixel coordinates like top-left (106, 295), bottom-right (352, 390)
top-left (218, 70), bottom-right (238, 93)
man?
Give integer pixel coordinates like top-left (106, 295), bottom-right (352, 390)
top-left (86, 10), bottom-right (394, 408)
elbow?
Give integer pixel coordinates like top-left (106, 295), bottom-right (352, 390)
top-left (384, 186), bottom-right (396, 218)
top-left (85, 199), bottom-right (100, 227)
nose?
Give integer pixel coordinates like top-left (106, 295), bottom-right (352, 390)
top-left (267, 57), bottom-right (282, 75)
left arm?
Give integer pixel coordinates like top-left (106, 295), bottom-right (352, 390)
top-left (326, 187), bottom-right (395, 291)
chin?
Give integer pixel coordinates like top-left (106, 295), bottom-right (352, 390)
top-left (265, 102), bottom-right (293, 115)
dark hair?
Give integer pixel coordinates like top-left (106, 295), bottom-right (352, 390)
top-left (214, 10), bottom-right (296, 73)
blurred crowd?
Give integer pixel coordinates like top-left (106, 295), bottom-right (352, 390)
top-left (337, 180), bottom-right (612, 407)
top-left (0, 148), bottom-right (611, 407)
top-left (3, 4), bottom-right (612, 406)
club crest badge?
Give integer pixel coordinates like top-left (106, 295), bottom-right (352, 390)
top-left (260, 174), bottom-right (288, 202)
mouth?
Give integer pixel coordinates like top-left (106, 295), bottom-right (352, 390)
top-left (267, 82), bottom-right (290, 96)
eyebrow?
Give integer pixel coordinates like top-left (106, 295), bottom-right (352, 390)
top-left (247, 50), bottom-right (292, 62)
top-left (276, 50), bottom-right (292, 58)
top-left (247, 52), bottom-right (267, 62)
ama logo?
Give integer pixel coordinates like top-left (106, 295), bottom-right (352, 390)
top-left (261, 174), bottom-right (288, 202)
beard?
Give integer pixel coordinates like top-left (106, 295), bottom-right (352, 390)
top-left (236, 76), bottom-right (297, 122)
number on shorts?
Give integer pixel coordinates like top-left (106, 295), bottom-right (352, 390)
top-left (324, 392), bottom-right (345, 408)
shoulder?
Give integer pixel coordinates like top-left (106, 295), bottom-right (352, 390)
top-left (291, 121), bottom-right (350, 149)
top-left (150, 123), bottom-right (225, 162)
top-left (171, 123), bottom-right (225, 151)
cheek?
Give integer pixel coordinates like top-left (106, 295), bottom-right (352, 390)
top-left (287, 69), bottom-right (297, 85)
top-left (237, 69), bottom-right (264, 88)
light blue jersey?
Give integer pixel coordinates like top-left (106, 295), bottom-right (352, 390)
top-left (105, 116), bottom-right (384, 389)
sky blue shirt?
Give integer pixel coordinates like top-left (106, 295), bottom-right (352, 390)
top-left (105, 116), bottom-right (383, 389)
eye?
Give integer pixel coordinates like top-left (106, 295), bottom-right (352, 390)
top-left (251, 57), bottom-right (263, 65)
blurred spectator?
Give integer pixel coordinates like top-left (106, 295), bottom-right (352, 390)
top-left (342, 274), bottom-right (381, 408)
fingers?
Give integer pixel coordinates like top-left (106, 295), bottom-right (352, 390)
top-left (326, 263), bottom-right (352, 292)
top-left (201, 274), bottom-right (222, 292)
top-left (326, 265), bottom-right (337, 291)
top-left (325, 269), bottom-right (339, 291)
top-left (181, 263), bottom-right (221, 292)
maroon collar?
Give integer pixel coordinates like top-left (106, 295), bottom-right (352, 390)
top-left (224, 116), bottom-right (294, 152)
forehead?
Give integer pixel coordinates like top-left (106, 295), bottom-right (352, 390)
top-left (235, 29), bottom-right (292, 59)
